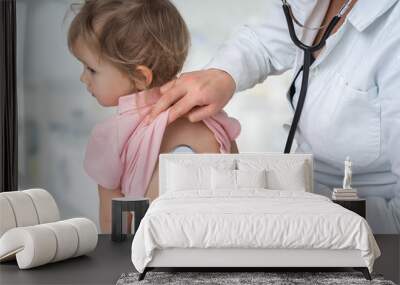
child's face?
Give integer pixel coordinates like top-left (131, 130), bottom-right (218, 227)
top-left (73, 38), bottom-right (134, 107)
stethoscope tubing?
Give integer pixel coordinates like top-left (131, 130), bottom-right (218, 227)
top-left (282, 2), bottom-right (344, 153)
top-left (282, 4), bottom-right (341, 52)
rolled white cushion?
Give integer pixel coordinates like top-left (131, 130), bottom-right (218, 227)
top-left (0, 189), bottom-right (61, 239)
top-left (0, 218), bottom-right (98, 269)
top-left (0, 196), bottom-right (17, 237)
top-left (0, 191), bottom-right (39, 227)
top-left (0, 225), bottom-right (57, 269)
top-left (63, 218), bottom-right (98, 257)
top-left (41, 221), bottom-right (79, 262)
top-left (23, 188), bottom-right (60, 224)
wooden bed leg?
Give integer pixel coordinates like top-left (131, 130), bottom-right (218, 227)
top-left (354, 267), bottom-right (371, 280)
top-left (138, 268), bottom-right (148, 281)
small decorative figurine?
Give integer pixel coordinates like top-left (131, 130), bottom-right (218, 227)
top-left (342, 156), bottom-right (352, 190)
top-left (333, 157), bottom-right (358, 200)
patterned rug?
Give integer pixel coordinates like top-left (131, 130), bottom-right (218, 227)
top-left (116, 271), bottom-right (396, 285)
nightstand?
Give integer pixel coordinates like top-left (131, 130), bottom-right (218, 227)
top-left (332, 198), bottom-right (366, 218)
top-left (112, 197), bottom-right (150, 242)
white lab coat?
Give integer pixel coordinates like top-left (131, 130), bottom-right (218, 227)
top-left (206, 0), bottom-right (400, 233)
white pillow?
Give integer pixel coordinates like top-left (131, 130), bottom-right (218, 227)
top-left (211, 168), bottom-right (268, 190)
top-left (166, 159), bottom-right (236, 192)
top-left (211, 168), bottom-right (236, 190)
top-left (268, 168), bottom-right (306, 191)
top-left (237, 159), bottom-right (307, 191)
top-left (236, 169), bottom-right (267, 189)
top-left (167, 162), bottom-right (210, 191)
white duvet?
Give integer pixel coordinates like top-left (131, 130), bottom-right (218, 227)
top-left (131, 189), bottom-right (380, 273)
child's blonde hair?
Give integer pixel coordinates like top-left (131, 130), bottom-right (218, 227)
top-left (68, 0), bottom-right (190, 89)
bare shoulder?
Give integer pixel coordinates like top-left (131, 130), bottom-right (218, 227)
top-left (145, 117), bottom-right (239, 201)
top-left (145, 118), bottom-right (219, 201)
top-left (159, 117), bottom-right (220, 153)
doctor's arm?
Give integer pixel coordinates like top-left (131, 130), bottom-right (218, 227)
top-left (204, 1), bottom-right (297, 92)
top-left (145, 0), bottom-right (298, 124)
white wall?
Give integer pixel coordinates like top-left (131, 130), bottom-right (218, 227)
top-left (17, 0), bottom-right (292, 231)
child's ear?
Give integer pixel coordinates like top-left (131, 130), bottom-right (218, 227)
top-left (135, 65), bottom-right (153, 90)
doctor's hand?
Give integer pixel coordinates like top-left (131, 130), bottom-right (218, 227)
top-left (143, 69), bottom-right (236, 125)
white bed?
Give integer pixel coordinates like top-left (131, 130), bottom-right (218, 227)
top-left (131, 153), bottom-right (380, 280)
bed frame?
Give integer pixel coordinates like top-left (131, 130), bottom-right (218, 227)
top-left (138, 153), bottom-right (371, 281)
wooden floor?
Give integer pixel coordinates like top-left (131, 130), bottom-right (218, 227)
top-left (0, 235), bottom-right (398, 285)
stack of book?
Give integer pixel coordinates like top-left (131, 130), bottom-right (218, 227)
top-left (332, 188), bottom-right (358, 200)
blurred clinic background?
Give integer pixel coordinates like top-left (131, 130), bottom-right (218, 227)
top-left (16, 0), bottom-right (293, 230)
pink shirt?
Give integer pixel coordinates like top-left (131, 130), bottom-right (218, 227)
top-left (84, 88), bottom-right (241, 197)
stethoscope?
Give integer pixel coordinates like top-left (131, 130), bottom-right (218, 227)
top-left (282, 0), bottom-right (353, 153)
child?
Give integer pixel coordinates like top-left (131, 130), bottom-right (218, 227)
top-left (67, 0), bottom-right (241, 233)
